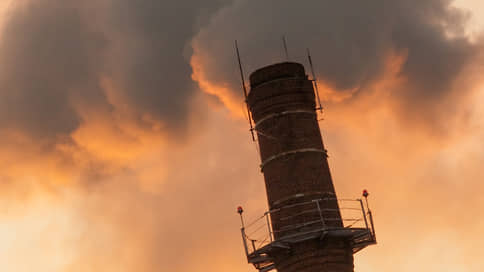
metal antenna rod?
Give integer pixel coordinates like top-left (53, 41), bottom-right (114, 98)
top-left (365, 195), bottom-right (377, 241)
top-left (307, 48), bottom-right (323, 113)
top-left (235, 40), bottom-right (255, 141)
top-left (282, 35), bottom-right (290, 60)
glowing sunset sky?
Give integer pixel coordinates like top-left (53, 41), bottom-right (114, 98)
top-left (0, 0), bottom-right (483, 271)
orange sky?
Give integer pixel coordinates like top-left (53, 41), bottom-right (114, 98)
top-left (0, 1), bottom-right (483, 272)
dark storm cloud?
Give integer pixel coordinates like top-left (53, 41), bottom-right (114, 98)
top-left (103, 0), bottom-right (230, 128)
top-left (192, 0), bottom-right (482, 118)
top-left (0, 0), bottom-right (480, 142)
top-left (0, 0), bottom-right (106, 139)
top-left (389, 0), bottom-right (476, 97)
top-left (0, 0), bottom-right (231, 141)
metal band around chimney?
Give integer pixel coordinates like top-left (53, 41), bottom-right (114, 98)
top-left (260, 148), bottom-right (328, 171)
top-left (255, 110), bottom-right (316, 128)
top-left (272, 191), bottom-right (327, 207)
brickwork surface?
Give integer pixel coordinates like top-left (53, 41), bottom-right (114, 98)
top-left (273, 238), bottom-right (354, 272)
top-left (247, 62), bottom-right (354, 272)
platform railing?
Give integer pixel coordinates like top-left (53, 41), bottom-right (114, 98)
top-left (238, 195), bottom-right (376, 258)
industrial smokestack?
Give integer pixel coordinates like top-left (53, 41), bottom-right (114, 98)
top-left (238, 62), bottom-right (376, 272)
top-left (248, 62), bottom-right (342, 233)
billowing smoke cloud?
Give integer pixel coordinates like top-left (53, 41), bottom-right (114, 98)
top-left (192, 0), bottom-right (483, 129)
top-left (0, 0), bottom-right (230, 144)
top-left (1, 0), bottom-right (479, 166)
top-left (0, 0), bottom-right (105, 139)
top-left (103, 0), bottom-right (231, 130)
top-left (0, 0), bottom-right (233, 189)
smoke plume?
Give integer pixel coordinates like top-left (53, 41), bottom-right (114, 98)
top-left (192, 0), bottom-right (483, 130)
